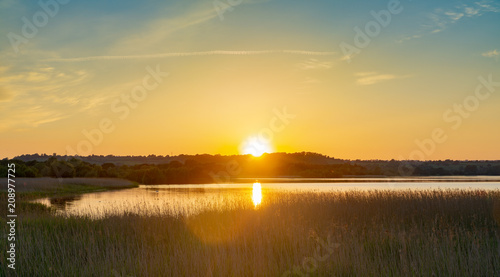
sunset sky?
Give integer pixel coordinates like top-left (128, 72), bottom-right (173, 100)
top-left (1, 0), bottom-right (499, 160)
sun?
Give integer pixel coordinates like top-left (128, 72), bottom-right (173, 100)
top-left (240, 136), bottom-right (273, 157)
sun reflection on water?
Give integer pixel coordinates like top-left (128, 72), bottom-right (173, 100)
top-left (252, 182), bottom-right (262, 207)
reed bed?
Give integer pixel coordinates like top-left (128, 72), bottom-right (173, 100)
top-left (1, 189), bottom-right (499, 276)
top-left (0, 177), bottom-right (137, 193)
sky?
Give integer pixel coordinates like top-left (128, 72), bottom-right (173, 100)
top-left (0, 0), bottom-right (499, 160)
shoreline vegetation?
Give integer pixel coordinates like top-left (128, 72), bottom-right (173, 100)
top-left (1, 188), bottom-right (499, 276)
top-left (1, 158), bottom-right (499, 276)
top-left (234, 176), bottom-right (500, 183)
top-left (0, 177), bottom-right (137, 200)
top-left (3, 152), bottom-right (500, 184)
top-left (0, 178), bottom-right (137, 216)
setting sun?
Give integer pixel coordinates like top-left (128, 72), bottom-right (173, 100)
top-left (241, 137), bottom-right (273, 157)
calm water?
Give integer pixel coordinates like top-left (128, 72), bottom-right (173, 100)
top-left (34, 178), bottom-right (500, 218)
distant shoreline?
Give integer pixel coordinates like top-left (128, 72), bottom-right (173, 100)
top-left (233, 176), bottom-right (500, 183)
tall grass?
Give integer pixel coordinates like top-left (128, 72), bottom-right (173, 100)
top-left (0, 178), bottom-right (137, 202)
top-left (1, 189), bottom-right (499, 276)
top-left (0, 177), bottom-right (137, 193)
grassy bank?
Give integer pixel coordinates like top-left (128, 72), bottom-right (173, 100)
top-left (1, 177), bottom-right (137, 200)
top-left (1, 189), bottom-right (499, 276)
top-left (0, 177), bottom-right (138, 228)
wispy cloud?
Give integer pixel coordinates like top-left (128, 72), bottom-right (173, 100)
top-left (355, 72), bottom-right (409, 85)
top-left (296, 59), bottom-right (333, 70)
top-left (0, 66), bottom-right (13, 102)
top-left (482, 49), bottom-right (499, 60)
top-left (398, 0), bottom-right (500, 42)
top-left (0, 86), bottom-right (13, 102)
top-left (444, 11), bottom-right (464, 22)
top-left (114, 7), bottom-right (219, 53)
top-left (1, 66), bottom-right (89, 93)
top-left (0, 65), bottom-right (94, 130)
top-left (112, 1), bottom-right (268, 54)
top-left (43, 50), bottom-right (337, 62)
top-left (302, 77), bottom-right (320, 84)
top-left (355, 72), bottom-right (377, 77)
top-left (0, 104), bottom-right (68, 132)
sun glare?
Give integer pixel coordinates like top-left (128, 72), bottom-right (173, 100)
top-left (252, 182), bottom-right (262, 207)
top-left (241, 136), bottom-right (273, 157)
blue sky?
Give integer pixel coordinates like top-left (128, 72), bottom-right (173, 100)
top-left (0, 0), bottom-right (499, 159)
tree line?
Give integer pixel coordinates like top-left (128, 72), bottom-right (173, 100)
top-left (2, 152), bottom-right (500, 184)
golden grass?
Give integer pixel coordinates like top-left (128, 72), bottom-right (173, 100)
top-left (2, 177), bottom-right (137, 192)
top-left (1, 189), bottom-right (499, 276)
top-left (0, 178), bottom-right (137, 201)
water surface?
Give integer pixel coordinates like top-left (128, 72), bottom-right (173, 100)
top-left (34, 178), bottom-right (500, 218)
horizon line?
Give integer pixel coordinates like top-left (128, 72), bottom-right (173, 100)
top-left (7, 152), bottom-right (500, 162)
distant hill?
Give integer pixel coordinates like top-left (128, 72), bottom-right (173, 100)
top-left (12, 152), bottom-right (344, 166)
top-left (3, 152), bottom-right (500, 184)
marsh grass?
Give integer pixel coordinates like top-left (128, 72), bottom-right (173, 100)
top-left (0, 178), bottom-right (137, 201)
top-left (2, 177), bottom-right (137, 192)
top-left (1, 189), bottom-right (499, 276)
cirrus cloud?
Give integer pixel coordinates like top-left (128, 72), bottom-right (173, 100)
top-left (42, 50), bottom-right (337, 63)
top-left (482, 49), bottom-right (499, 60)
top-left (398, 0), bottom-right (500, 42)
top-left (0, 86), bottom-right (14, 102)
top-left (355, 72), bottom-right (410, 86)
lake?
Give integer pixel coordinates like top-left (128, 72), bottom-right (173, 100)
top-left (34, 177), bottom-right (500, 218)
